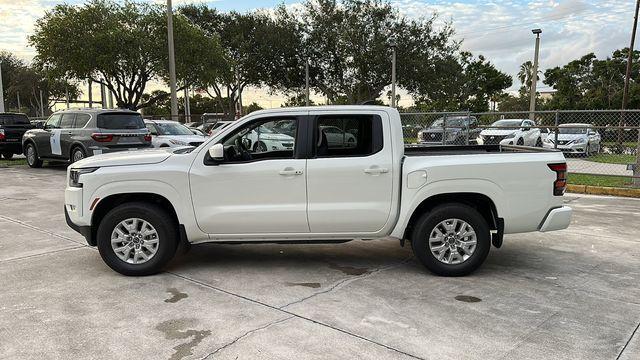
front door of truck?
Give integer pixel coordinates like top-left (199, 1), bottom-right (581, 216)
top-left (189, 114), bottom-right (309, 235)
top-left (306, 111), bottom-right (394, 233)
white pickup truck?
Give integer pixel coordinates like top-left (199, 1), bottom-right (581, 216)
top-left (65, 106), bottom-right (572, 276)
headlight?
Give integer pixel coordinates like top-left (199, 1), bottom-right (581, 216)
top-left (169, 139), bottom-right (188, 146)
top-left (445, 132), bottom-right (457, 140)
top-left (573, 138), bottom-right (586, 144)
top-left (69, 167), bottom-right (99, 188)
top-left (504, 132), bottom-right (516, 139)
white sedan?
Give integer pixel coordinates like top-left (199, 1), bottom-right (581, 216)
top-left (543, 123), bottom-right (601, 156)
top-left (478, 119), bottom-right (542, 147)
top-left (145, 120), bottom-right (207, 148)
top-left (245, 125), bottom-right (295, 152)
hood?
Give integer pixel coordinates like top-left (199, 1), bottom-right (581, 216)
top-left (156, 134), bottom-right (207, 143)
top-left (480, 129), bottom-right (517, 136)
top-left (551, 133), bottom-right (586, 141)
top-left (72, 148), bottom-right (173, 168)
top-left (422, 127), bottom-right (461, 134)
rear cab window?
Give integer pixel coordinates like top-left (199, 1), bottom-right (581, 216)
top-left (0, 114), bottom-right (30, 126)
top-left (315, 114), bottom-right (383, 157)
top-left (97, 113), bottom-right (145, 130)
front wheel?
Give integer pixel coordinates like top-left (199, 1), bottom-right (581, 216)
top-left (411, 203), bottom-right (491, 276)
top-left (25, 143), bottom-right (43, 168)
top-left (97, 202), bottom-right (178, 276)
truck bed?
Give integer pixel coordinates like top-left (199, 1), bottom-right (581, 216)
top-left (404, 144), bottom-right (557, 156)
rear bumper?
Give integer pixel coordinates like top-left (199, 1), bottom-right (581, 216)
top-left (539, 206), bottom-right (572, 232)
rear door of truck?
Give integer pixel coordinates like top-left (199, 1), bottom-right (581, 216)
top-left (306, 110), bottom-right (394, 233)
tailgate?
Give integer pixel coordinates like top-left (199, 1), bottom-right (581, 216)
top-left (93, 129), bottom-right (151, 148)
top-left (1, 124), bottom-right (33, 142)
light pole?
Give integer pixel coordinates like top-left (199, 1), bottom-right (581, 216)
top-left (389, 37), bottom-right (397, 108)
top-left (305, 58), bottom-right (310, 107)
top-left (166, 0), bottom-right (179, 121)
top-left (0, 61), bottom-right (5, 113)
top-left (529, 28), bottom-right (542, 121)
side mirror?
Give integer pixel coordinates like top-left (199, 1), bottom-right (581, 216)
top-left (208, 143), bottom-right (224, 161)
top-left (35, 122), bottom-right (44, 129)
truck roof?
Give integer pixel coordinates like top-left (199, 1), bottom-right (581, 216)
top-left (249, 105), bottom-right (395, 117)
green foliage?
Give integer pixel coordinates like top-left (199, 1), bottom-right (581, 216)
top-left (29, 0), bottom-right (221, 110)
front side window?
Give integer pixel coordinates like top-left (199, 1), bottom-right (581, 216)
top-left (220, 118), bottom-right (297, 162)
top-left (45, 114), bottom-right (61, 129)
top-left (316, 115), bottom-right (382, 157)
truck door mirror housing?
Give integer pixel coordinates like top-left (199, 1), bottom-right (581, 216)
top-left (208, 143), bottom-right (224, 161)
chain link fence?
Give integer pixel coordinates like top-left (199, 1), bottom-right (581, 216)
top-left (400, 110), bottom-right (640, 188)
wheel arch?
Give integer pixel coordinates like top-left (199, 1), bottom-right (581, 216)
top-left (400, 192), bottom-right (501, 242)
top-left (68, 142), bottom-right (88, 159)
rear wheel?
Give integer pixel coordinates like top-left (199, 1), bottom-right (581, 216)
top-left (1, 152), bottom-right (13, 160)
top-left (516, 138), bottom-right (524, 146)
top-left (411, 203), bottom-right (491, 276)
top-left (535, 137), bottom-right (543, 147)
top-left (70, 146), bottom-right (86, 163)
top-left (253, 141), bottom-right (267, 153)
top-left (25, 143), bottom-right (43, 168)
top-left (97, 202), bottom-right (178, 276)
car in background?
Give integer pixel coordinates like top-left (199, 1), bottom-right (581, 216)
top-left (184, 121), bottom-right (202, 128)
top-left (543, 123), bottom-right (601, 156)
top-left (22, 108), bottom-right (152, 168)
top-left (478, 119), bottom-right (542, 147)
top-left (207, 121), bottom-right (234, 136)
top-left (417, 116), bottom-right (480, 145)
top-left (189, 128), bottom-right (207, 136)
top-left (144, 120), bottom-right (207, 148)
top-left (319, 125), bottom-right (357, 147)
top-left (245, 124), bottom-right (295, 152)
top-left (0, 112), bottom-right (33, 159)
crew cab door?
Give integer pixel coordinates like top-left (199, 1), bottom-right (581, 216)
top-left (306, 111), bottom-right (394, 233)
top-left (189, 114), bottom-right (309, 235)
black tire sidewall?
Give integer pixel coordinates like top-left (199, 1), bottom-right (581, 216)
top-left (411, 204), bottom-right (490, 276)
top-left (97, 202), bottom-right (178, 276)
top-left (71, 147), bottom-right (86, 163)
top-left (25, 143), bottom-right (42, 168)
top-left (2, 152), bottom-right (13, 160)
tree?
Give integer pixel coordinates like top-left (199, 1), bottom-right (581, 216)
top-left (181, 5), bottom-right (302, 119)
top-left (29, 0), bottom-right (222, 111)
top-left (517, 60), bottom-right (540, 93)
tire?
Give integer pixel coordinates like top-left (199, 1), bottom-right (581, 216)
top-left (411, 203), bottom-right (491, 276)
top-left (70, 146), bottom-right (86, 163)
top-left (535, 137), bottom-right (543, 147)
top-left (96, 202), bottom-right (178, 276)
top-left (2, 152), bottom-right (13, 160)
top-left (516, 138), bottom-right (524, 146)
top-left (25, 142), bottom-right (43, 168)
top-left (253, 141), bottom-right (267, 153)
top-left (584, 142), bottom-right (591, 157)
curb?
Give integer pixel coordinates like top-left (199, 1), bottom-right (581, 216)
top-left (567, 184), bottom-right (640, 198)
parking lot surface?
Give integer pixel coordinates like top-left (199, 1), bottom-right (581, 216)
top-left (1, 165), bottom-right (639, 360)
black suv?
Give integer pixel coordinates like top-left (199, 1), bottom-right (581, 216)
top-left (0, 113), bottom-right (33, 159)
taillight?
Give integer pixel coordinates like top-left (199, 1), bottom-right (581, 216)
top-left (91, 133), bottom-right (114, 142)
top-left (0, 129), bottom-right (5, 141)
top-left (144, 134), bottom-right (152, 142)
top-left (548, 163), bottom-right (567, 196)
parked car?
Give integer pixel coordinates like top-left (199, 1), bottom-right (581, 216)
top-left (207, 121), bottom-right (234, 136)
top-left (319, 125), bottom-right (357, 147)
top-left (417, 116), bottom-right (480, 145)
top-left (144, 120), bottom-right (207, 148)
top-left (189, 128), bottom-right (207, 136)
top-left (184, 121), bottom-right (202, 128)
top-left (22, 108), bottom-right (152, 168)
top-left (0, 112), bottom-right (33, 159)
top-left (543, 123), bottom-right (601, 156)
top-left (245, 124), bottom-right (295, 152)
top-left (478, 119), bottom-right (542, 147)
top-left (64, 106), bottom-right (571, 277)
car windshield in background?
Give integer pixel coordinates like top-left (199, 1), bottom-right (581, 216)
top-left (490, 120), bottom-right (522, 128)
top-left (97, 113), bottom-right (145, 129)
top-left (156, 122), bottom-right (194, 135)
top-left (0, 114), bottom-right (30, 125)
top-left (430, 117), bottom-right (469, 128)
top-left (558, 127), bottom-right (588, 134)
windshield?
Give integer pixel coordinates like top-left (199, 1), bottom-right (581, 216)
top-left (558, 127), bottom-right (588, 134)
top-left (97, 113), bottom-right (145, 129)
top-left (155, 122), bottom-right (194, 135)
top-left (429, 117), bottom-right (470, 128)
top-left (0, 114), bottom-right (30, 125)
top-left (490, 120), bottom-right (522, 128)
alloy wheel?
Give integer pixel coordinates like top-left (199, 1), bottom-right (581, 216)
top-left (428, 218), bottom-right (477, 265)
top-left (110, 218), bottom-right (160, 264)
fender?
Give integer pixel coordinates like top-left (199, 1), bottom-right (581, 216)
top-left (390, 178), bottom-right (507, 238)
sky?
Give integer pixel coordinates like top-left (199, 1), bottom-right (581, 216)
top-left (0, 0), bottom-right (637, 108)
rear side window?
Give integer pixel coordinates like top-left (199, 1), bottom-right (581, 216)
top-left (97, 113), bottom-right (145, 129)
top-left (316, 115), bottom-right (383, 157)
top-left (0, 114), bottom-right (30, 125)
top-left (60, 113), bottom-right (76, 129)
top-left (75, 114), bottom-right (91, 128)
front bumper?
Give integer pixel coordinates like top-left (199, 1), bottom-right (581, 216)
top-left (543, 142), bottom-right (587, 154)
top-left (539, 206), bottom-right (573, 232)
top-left (64, 206), bottom-right (94, 245)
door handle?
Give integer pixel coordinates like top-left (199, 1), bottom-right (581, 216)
top-left (364, 167), bottom-right (389, 175)
top-left (279, 168), bottom-right (303, 176)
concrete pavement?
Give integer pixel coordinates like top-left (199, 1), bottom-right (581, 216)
top-left (0, 165), bottom-right (639, 359)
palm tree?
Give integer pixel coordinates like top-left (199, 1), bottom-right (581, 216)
top-left (518, 61), bottom-right (540, 91)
